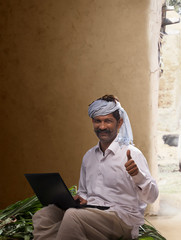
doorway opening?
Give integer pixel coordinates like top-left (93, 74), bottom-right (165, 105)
top-left (157, 4), bottom-right (181, 215)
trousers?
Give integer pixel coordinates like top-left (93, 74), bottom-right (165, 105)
top-left (32, 205), bottom-right (132, 240)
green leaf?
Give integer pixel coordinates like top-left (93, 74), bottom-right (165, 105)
top-left (139, 237), bottom-right (154, 240)
top-left (0, 186), bottom-right (166, 240)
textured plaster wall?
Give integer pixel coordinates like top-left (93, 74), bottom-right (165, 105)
top-left (147, 0), bottom-right (163, 214)
top-left (0, 0), bottom-right (161, 208)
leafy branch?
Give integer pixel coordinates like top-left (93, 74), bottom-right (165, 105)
top-left (0, 186), bottom-right (165, 240)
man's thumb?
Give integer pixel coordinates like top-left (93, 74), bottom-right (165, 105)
top-left (127, 150), bottom-right (132, 161)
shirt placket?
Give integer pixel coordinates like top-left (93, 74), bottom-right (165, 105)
top-left (94, 150), bottom-right (108, 193)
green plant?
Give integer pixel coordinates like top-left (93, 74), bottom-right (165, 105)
top-left (0, 196), bottom-right (42, 240)
top-left (0, 186), bottom-right (166, 240)
top-left (0, 185), bottom-right (77, 240)
top-left (138, 223), bottom-right (166, 240)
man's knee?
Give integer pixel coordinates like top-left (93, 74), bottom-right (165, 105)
top-left (64, 208), bottom-right (78, 217)
top-left (33, 205), bottom-right (64, 225)
top-left (63, 208), bottom-right (81, 222)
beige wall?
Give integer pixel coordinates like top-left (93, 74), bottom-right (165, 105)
top-left (0, 0), bottom-right (162, 208)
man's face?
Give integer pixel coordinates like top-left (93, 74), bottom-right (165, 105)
top-left (92, 113), bottom-right (123, 144)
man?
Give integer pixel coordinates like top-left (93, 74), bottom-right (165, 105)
top-left (33, 95), bottom-right (159, 240)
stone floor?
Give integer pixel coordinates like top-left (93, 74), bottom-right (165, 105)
top-left (146, 195), bottom-right (181, 240)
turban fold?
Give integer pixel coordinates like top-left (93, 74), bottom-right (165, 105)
top-left (88, 99), bottom-right (133, 146)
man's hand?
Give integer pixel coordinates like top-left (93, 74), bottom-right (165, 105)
top-left (125, 150), bottom-right (139, 176)
top-left (74, 195), bottom-right (87, 205)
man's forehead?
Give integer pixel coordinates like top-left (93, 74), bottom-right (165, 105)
top-left (93, 113), bottom-right (114, 119)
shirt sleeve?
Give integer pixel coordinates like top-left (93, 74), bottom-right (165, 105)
top-left (77, 157), bottom-right (88, 200)
top-left (131, 149), bottom-right (159, 204)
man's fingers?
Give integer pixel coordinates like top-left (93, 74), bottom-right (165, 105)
top-left (127, 150), bottom-right (132, 161)
top-left (74, 195), bottom-right (87, 205)
top-left (125, 150), bottom-right (139, 176)
top-left (125, 162), bottom-right (139, 176)
top-left (127, 167), bottom-right (139, 176)
top-left (125, 159), bottom-right (139, 176)
top-left (125, 159), bottom-right (133, 167)
top-left (80, 199), bottom-right (87, 205)
top-left (73, 195), bottom-right (79, 200)
top-left (125, 160), bottom-right (134, 169)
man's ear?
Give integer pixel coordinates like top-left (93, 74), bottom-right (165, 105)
top-left (118, 118), bottom-right (123, 129)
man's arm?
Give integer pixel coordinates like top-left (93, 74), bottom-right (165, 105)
top-left (76, 159), bottom-right (88, 202)
top-left (125, 149), bottom-right (159, 204)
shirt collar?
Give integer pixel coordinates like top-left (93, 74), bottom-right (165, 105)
top-left (95, 136), bottom-right (120, 155)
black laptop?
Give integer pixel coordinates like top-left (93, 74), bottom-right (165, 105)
top-left (25, 173), bottom-right (109, 211)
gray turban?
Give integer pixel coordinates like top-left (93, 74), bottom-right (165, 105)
top-left (88, 99), bottom-right (133, 146)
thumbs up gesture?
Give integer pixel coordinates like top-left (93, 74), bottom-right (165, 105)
top-left (125, 150), bottom-right (139, 176)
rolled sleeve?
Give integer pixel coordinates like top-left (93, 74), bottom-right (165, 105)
top-left (132, 170), bottom-right (159, 203)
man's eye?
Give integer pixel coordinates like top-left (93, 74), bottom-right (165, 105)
top-left (105, 119), bottom-right (112, 123)
top-left (94, 120), bottom-right (100, 123)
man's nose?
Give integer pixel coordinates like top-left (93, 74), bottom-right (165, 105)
top-left (99, 122), bottom-right (106, 129)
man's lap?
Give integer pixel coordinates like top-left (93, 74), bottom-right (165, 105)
top-left (33, 205), bottom-right (132, 240)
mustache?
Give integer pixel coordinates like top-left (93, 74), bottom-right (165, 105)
top-left (95, 129), bottom-right (111, 134)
